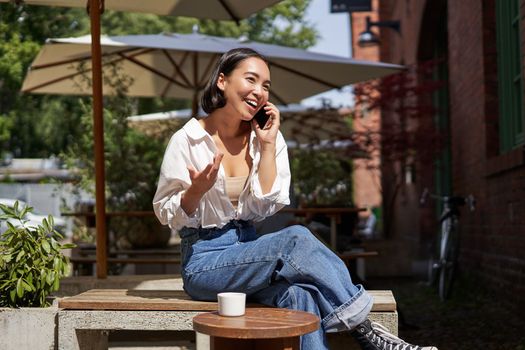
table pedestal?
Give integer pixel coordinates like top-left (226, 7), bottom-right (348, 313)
top-left (211, 336), bottom-right (299, 350)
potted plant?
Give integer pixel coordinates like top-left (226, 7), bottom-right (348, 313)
top-left (0, 201), bottom-right (75, 349)
top-left (0, 201), bottom-right (74, 307)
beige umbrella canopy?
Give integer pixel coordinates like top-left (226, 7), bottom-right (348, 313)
top-left (2, 0), bottom-right (285, 279)
top-left (0, 0), bottom-right (283, 22)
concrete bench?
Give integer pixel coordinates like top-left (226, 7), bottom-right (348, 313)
top-left (57, 282), bottom-right (397, 350)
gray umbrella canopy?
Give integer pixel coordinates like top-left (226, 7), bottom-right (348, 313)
top-left (22, 32), bottom-right (403, 108)
top-left (0, 0), bottom-right (283, 22)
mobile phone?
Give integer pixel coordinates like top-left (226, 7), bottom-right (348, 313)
top-left (254, 107), bottom-right (270, 128)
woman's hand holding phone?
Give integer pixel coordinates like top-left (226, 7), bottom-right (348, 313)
top-left (254, 107), bottom-right (270, 129)
top-left (252, 102), bottom-right (280, 148)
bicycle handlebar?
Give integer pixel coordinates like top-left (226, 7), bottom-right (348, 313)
top-left (420, 188), bottom-right (476, 211)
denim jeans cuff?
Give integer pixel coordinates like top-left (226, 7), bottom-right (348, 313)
top-left (322, 284), bottom-right (373, 333)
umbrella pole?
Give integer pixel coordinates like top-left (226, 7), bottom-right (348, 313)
top-left (89, 0), bottom-right (108, 279)
top-left (192, 93), bottom-right (198, 116)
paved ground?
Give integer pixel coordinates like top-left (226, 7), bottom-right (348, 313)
top-left (97, 272), bottom-right (524, 349)
top-left (365, 275), bottom-right (525, 350)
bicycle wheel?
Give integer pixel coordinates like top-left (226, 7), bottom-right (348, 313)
top-left (438, 217), bottom-right (459, 300)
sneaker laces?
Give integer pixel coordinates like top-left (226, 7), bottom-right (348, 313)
top-left (368, 321), bottom-right (419, 350)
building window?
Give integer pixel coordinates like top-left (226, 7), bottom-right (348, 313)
top-left (496, 0), bottom-right (524, 152)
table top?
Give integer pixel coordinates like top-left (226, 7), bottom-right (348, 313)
top-left (193, 308), bottom-right (319, 339)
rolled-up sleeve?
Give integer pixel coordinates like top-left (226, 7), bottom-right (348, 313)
top-left (246, 132), bottom-right (291, 220)
top-left (153, 133), bottom-right (201, 231)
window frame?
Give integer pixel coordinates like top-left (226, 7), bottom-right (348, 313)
top-left (496, 0), bottom-right (524, 153)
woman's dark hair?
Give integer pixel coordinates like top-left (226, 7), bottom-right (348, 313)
top-left (201, 48), bottom-right (269, 114)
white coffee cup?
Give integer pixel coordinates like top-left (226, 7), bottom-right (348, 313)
top-left (217, 292), bottom-right (246, 317)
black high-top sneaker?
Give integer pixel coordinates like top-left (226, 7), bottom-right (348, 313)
top-left (351, 319), bottom-right (438, 350)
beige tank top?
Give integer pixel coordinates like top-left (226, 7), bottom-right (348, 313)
top-left (225, 175), bottom-right (248, 209)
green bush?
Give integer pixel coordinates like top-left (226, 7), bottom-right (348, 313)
top-left (0, 202), bottom-right (75, 307)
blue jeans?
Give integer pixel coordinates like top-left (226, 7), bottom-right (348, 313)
top-left (180, 220), bottom-right (372, 350)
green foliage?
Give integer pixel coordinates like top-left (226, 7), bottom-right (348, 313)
top-left (291, 148), bottom-right (353, 207)
top-left (0, 4), bottom-right (89, 102)
top-left (0, 23), bottom-right (40, 92)
top-left (0, 20), bottom-right (41, 157)
top-left (0, 5), bottom-right (88, 42)
top-left (0, 201), bottom-right (75, 307)
top-left (245, 0), bottom-right (317, 48)
top-left (0, 4), bottom-right (89, 158)
top-left (0, 114), bottom-right (12, 150)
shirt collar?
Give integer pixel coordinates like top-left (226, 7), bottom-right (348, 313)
top-left (183, 118), bottom-right (208, 140)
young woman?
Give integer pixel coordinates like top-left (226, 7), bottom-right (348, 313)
top-left (153, 48), bottom-right (437, 350)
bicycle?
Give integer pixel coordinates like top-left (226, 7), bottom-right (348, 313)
top-left (420, 188), bottom-right (475, 300)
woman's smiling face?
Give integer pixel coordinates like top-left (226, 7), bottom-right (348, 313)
top-left (217, 57), bottom-right (271, 121)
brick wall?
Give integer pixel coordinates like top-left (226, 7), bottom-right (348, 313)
top-left (363, 0), bottom-right (525, 305)
top-left (449, 0), bottom-right (525, 306)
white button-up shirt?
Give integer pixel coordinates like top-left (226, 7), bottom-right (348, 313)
top-left (153, 118), bottom-right (291, 231)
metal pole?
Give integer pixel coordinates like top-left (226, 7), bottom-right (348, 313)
top-left (89, 0), bottom-right (108, 278)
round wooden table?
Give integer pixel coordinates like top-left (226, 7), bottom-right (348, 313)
top-left (193, 307), bottom-right (320, 350)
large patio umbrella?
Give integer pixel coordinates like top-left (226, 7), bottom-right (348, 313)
top-left (22, 32), bottom-right (403, 111)
top-left (2, 0), bottom-right (284, 279)
top-left (0, 0), bottom-right (283, 23)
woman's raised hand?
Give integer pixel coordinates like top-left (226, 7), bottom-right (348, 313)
top-left (187, 153), bottom-right (224, 195)
top-left (252, 102), bottom-right (280, 149)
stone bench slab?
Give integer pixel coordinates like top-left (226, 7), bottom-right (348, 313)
top-left (58, 288), bottom-right (396, 312)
